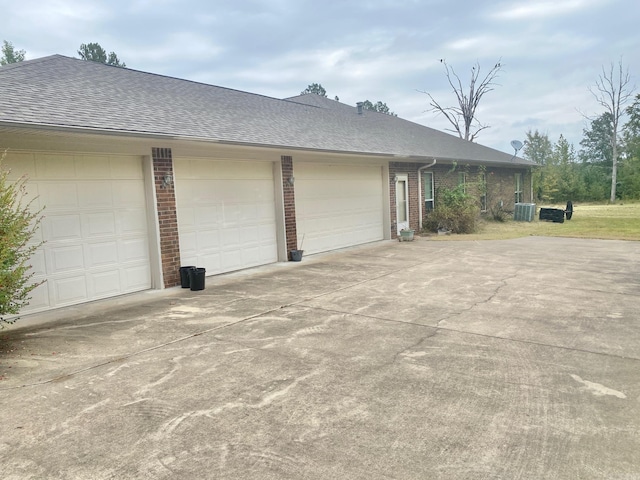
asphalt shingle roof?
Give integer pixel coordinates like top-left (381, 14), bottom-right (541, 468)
top-left (0, 55), bottom-right (531, 166)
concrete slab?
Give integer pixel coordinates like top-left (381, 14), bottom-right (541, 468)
top-left (1, 237), bottom-right (639, 479)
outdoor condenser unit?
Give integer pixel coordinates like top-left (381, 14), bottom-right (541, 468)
top-left (514, 203), bottom-right (536, 222)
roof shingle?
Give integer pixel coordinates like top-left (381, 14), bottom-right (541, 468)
top-left (0, 55), bottom-right (531, 165)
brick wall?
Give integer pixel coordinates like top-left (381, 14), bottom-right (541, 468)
top-left (389, 162), bottom-right (422, 238)
top-left (434, 164), bottom-right (532, 214)
top-left (281, 156), bottom-right (298, 258)
top-left (484, 167), bottom-right (532, 212)
top-left (389, 169), bottom-right (396, 238)
top-left (390, 162), bottom-right (532, 232)
top-left (152, 147), bottom-right (181, 287)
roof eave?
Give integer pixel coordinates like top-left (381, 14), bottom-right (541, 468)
top-left (0, 121), bottom-right (535, 167)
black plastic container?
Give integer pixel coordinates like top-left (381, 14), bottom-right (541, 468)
top-left (179, 266), bottom-right (196, 288)
top-left (189, 267), bottom-right (206, 291)
top-left (290, 250), bottom-right (303, 262)
top-left (539, 208), bottom-right (565, 223)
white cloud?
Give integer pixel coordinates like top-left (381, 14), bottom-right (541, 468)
top-left (126, 32), bottom-right (224, 64)
top-left (3, 0), bottom-right (638, 152)
top-left (13, 0), bottom-right (112, 26)
top-left (490, 0), bottom-right (606, 20)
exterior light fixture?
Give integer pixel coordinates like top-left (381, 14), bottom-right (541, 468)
top-left (161, 173), bottom-right (173, 188)
top-left (287, 176), bottom-right (295, 186)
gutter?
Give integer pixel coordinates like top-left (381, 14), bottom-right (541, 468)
top-left (0, 121), bottom-right (396, 160)
top-left (0, 121), bottom-right (535, 166)
top-left (417, 158), bottom-right (437, 230)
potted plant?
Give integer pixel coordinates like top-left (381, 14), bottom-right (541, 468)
top-left (399, 228), bottom-right (415, 242)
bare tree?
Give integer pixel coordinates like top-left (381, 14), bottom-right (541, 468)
top-left (424, 59), bottom-right (502, 142)
top-left (589, 59), bottom-right (635, 202)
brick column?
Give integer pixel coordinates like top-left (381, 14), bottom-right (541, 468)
top-left (152, 147), bottom-right (181, 287)
top-left (281, 156), bottom-right (298, 259)
top-left (389, 162), bottom-right (423, 238)
top-left (389, 166), bottom-right (398, 239)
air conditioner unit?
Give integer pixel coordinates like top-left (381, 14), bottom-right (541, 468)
top-left (514, 203), bottom-right (536, 222)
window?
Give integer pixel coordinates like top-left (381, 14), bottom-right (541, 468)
top-left (480, 172), bottom-right (487, 212)
top-left (397, 178), bottom-right (408, 222)
top-left (423, 171), bottom-right (434, 211)
top-left (515, 173), bottom-right (523, 203)
top-left (458, 172), bottom-right (467, 193)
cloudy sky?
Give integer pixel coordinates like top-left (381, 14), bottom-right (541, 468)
top-left (4, 0), bottom-right (639, 153)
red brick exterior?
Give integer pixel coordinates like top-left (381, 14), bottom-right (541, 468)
top-left (389, 162), bottom-right (422, 238)
top-left (389, 162), bottom-right (532, 235)
top-left (281, 156), bottom-right (298, 258)
top-left (152, 147), bottom-right (181, 287)
top-left (434, 165), bottom-right (532, 213)
top-left (483, 167), bottom-right (532, 211)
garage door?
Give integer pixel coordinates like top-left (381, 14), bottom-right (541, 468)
top-left (174, 159), bottom-right (278, 275)
top-left (294, 163), bottom-right (384, 254)
top-left (6, 153), bottom-right (152, 313)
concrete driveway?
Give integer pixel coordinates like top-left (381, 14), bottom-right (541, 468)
top-left (1, 236), bottom-right (639, 479)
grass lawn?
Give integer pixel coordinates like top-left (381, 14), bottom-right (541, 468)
top-left (425, 202), bottom-right (640, 242)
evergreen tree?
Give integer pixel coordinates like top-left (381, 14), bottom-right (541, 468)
top-left (361, 100), bottom-right (397, 116)
top-left (0, 40), bottom-right (26, 65)
top-left (78, 42), bottom-right (126, 67)
top-left (524, 130), bottom-right (552, 202)
top-left (579, 113), bottom-right (616, 200)
top-left (300, 83), bottom-right (327, 96)
top-left (553, 135), bottom-right (584, 201)
top-left (619, 94), bottom-right (640, 199)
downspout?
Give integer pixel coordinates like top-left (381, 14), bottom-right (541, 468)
top-left (530, 167), bottom-right (534, 203)
top-left (418, 158), bottom-right (437, 230)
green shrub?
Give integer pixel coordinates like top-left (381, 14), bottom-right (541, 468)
top-left (0, 153), bottom-right (44, 327)
top-left (423, 184), bottom-right (480, 234)
top-left (489, 202), bottom-right (509, 222)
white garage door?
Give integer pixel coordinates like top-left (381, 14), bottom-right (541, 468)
top-left (295, 163), bottom-right (384, 254)
top-left (6, 152), bottom-right (152, 313)
top-left (174, 159), bottom-right (278, 275)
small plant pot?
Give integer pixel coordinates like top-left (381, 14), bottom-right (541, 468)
top-left (290, 249), bottom-right (304, 261)
top-left (399, 229), bottom-right (415, 242)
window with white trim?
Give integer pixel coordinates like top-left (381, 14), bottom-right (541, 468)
top-left (458, 172), bottom-right (467, 192)
top-left (423, 171), bottom-right (434, 211)
top-left (515, 173), bottom-right (523, 203)
top-left (480, 172), bottom-right (487, 212)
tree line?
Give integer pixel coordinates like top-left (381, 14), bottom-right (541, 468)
top-left (1, 40), bottom-right (125, 66)
top-left (424, 58), bottom-right (638, 203)
top-left (300, 83), bottom-right (397, 116)
top-left (525, 96), bottom-right (640, 203)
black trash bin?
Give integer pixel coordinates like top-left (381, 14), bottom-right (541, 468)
top-left (179, 266), bottom-right (196, 288)
top-left (539, 208), bottom-right (565, 223)
top-left (189, 267), bottom-right (206, 291)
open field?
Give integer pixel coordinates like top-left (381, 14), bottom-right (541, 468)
top-left (427, 202), bottom-right (640, 242)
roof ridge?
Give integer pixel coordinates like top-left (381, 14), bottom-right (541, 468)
top-left (2, 54), bottom-right (315, 108)
top-left (65, 55), bottom-right (299, 105)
